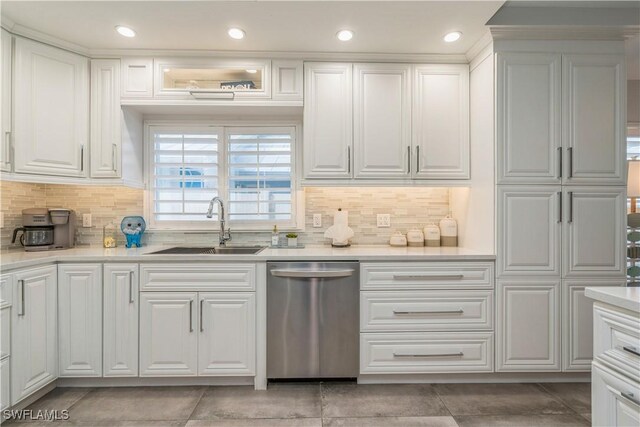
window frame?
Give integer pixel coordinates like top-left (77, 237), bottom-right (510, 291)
top-left (144, 120), bottom-right (303, 231)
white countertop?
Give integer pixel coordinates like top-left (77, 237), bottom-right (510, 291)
top-left (585, 286), bottom-right (640, 314)
top-left (0, 245), bottom-right (495, 271)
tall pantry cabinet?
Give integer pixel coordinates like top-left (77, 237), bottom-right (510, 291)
top-left (495, 43), bottom-right (627, 372)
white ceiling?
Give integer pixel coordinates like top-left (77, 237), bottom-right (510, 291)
top-left (0, 1), bottom-right (504, 54)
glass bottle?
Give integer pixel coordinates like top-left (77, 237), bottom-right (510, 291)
top-left (103, 223), bottom-right (117, 248)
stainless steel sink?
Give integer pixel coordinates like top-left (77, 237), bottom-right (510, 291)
top-left (147, 246), bottom-right (265, 255)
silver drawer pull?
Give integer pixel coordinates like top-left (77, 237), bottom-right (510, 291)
top-left (18, 279), bottom-right (25, 316)
top-left (622, 346), bottom-right (640, 357)
top-left (393, 352), bottom-right (464, 358)
top-left (620, 392), bottom-right (640, 407)
top-left (271, 269), bottom-right (354, 278)
top-left (393, 274), bottom-right (464, 281)
top-left (393, 309), bottom-right (464, 315)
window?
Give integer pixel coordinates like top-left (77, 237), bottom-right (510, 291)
top-left (148, 125), bottom-right (298, 229)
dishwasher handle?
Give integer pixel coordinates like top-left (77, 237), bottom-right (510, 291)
top-left (270, 269), bottom-right (355, 279)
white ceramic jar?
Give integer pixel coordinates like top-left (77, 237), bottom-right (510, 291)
top-left (423, 223), bottom-right (441, 247)
top-left (406, 228), bottom-right (425, 247)
top-left (439, 213), bottom-right (458, 247)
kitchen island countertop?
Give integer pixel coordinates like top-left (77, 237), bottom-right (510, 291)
top-left (0, 245), bottom-right (495, 271)
top-left (585, 286), bottom-right (640, 314)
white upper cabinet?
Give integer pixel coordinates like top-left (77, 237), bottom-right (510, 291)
top-left (13, 37), bottom-right (89, 177)
top-left (413, 64), bottom-right (469, 180)
top-left (496, 53), bottom-right (561, 184)
top-left (272, 59), bottom-right (303, 101)
top-left (563, 186), bottom-right (626, 277)
top-left (153, 58), bottom-right (271, 99)
top-left (198, 293), bottom-right (255, 376)
top-left (562, 54), bottom-right (626, 185)
top-left (353, 63), bottom-right (411, 179)
top-left (1, 29), bottom-right (12, 172)
top-left (90, 59), bottom-right (121, 178)
top-left (58, 264), bottom-right (102, 377)
top-left (121, 57), bottom-right (153, 98)
top-left (303, 62), bottom-right (353, 179)
top-left (103, 264), bottom-right (139, 377)
top-left (497, 186), bottom-right (562, 277)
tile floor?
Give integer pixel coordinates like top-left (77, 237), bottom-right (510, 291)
top-left (3, 382), bottom-right (591, 426)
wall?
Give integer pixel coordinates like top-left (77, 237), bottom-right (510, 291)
top-left (629, 80), bottom-right (640, 124)
top-left (0, 181), bottom-right (452, 248)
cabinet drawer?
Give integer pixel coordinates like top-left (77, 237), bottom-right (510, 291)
top-left (0, 274), bottom-right (13, 308)
top-left (361, 290), bottom-right (493, 332)
top-left (1, 308), bottom-right (9, 359)
top-left (140, 264), bottom-right (256, 292)
top-left (0, 357), bottom-right (9, 411)
top-left (594, 303), bottom-right (640, 383)
top-left (592, 361), bottom-right (640, 427)
top-left (361, 262), bottom-right (494, 290)
top-left (360, 332), bottom-right (493, 374)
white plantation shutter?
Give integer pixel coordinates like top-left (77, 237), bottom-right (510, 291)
top-left (149, 125), bottom-right (296, 228)
top-left (151, 127), bottom-right (221, 222)
top-left (227, 127), bottom-right (294, 222)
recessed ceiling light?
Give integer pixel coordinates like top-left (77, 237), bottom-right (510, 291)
top-left (246, 69), bottom-right (257, 74)
top-left (336, 30), bottom-right (354, 42)
top-left (228, 28), bottom-right (245, 40)
top-left (443, 31), bottom-right (462, 42)
top-left (115, 25), bottom-right (136, 38)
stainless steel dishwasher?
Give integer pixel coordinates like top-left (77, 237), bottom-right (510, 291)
top-left (267, 261), bottom-right (359, 379)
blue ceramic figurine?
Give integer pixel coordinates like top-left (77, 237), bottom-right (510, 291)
top-left (121, 216), bottom-right (146, 248)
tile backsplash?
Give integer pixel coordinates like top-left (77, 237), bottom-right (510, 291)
top-left (0, 181), bottom-right (450, 247)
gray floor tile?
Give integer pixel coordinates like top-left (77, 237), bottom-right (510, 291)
top-left (67, 386), bottom-right (206, 421)
top-left (321, 383), bottom-right (449, 418)
top-left (433, 383), bottom-right (571, 416)
top-left (26, 387), bottom-right (93, 413)
top-left (186, 419), bottom-right (322, 427)
top-left (67, 422), bottom-right (187, 427)
top-left (323, 416), bottom-right (459, 427)
top-left (454, 414), bottom-right (590, 427)
top-left (538, 383), bottom-right (591, 413)
top-left (580, 412), bottom-right (592, 422)
top-left (190, 384), bottom-right (321, 420)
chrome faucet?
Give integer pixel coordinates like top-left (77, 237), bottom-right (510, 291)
top-left (206, 196), bottom-right (232, 246)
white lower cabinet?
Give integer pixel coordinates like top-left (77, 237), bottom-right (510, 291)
top-left (592, 361), bottom-right (640, 427)
top-left (103, 264), bottom-right (139, 377)
top-left (139, 292), bottom-right (198, 377)
top-left (1, 357), bottom-right (10, 410)
top-left (11, 265), bottom-right (57, 405)
top-left (58, 264), bottom-right (102, 377)
top-left (562, 279), bottom-right (624, 372)
top-left (198, 293), bottom-right (255, 376)
top-left (497, 278), bottom-right (560, 372)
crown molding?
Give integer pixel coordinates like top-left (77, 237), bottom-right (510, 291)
top-left (3, 21), bottom-right (90, 56)
top-left (490, 25), bottom-right (640, 41)
top-left (465, 30), bottom-right (493, 63)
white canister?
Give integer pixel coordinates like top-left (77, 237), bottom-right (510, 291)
top-left (389, 232), bottom-right (407, 247)
top-left (439, 213), bottom-right (458, 247)
top-left (406, 229), bottom-right (425, 247)
top-left (423, 223), bottom-right (441, 247)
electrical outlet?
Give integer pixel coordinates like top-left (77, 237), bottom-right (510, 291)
top-left (82, 213), bottom-right (92, 228)
top-left (377, 214), bottom-right (391, 228)
top-left (312, 213), bottom-right (322, 228)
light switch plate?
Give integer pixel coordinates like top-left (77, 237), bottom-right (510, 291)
top-left (313, 214), bottom-right (322, 228)
top-left (377, 214), bottom-right (391, 228)
top-left (82, 213), bottom-right (92, 228)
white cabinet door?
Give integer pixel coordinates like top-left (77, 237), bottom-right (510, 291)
top-left (11, 265), bottom-right (57, 405)
top-left (497, 186), bottom-right (562, 276)
top-left (413, 64), bottom-right (469, 180)
top-left (0, 357), bottom-right (9, 411)
top-left (13, 37), bottom-right (88, 177)
top-left (497, 278), bottom-right (561, 371)
top-left (496, 53), bottom-right (562, 184)
top-left (198, 293), bottom-right (255, 376)
top-left (140, 292), bottom-right (198, 377)
top-left (103, 263), bottom-right (138, 377)
top-left (272, 60), bottom-right (303, 101)
top-left (58, 264), bottom-right (102, 377)
top-left (353, 63), bottom-right (411, 179)
top-left (303, 62), bottom-right (353, 179)
top-left (1, 29), bottom-right (12, 172)
top-left (563, 187), bottom-right (626, 277)
top-left (562, 54), bottom-right (625, 185)
top-left (90, 59), bottom-right (121, 178)
top-left (121, 57), bottom-right (153, 98)
top-left (563, 279), bottom-right (624, 372)
top-left (592, 362), bottom-right (640, 427)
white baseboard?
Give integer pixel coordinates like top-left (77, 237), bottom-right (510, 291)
top-left (56, 376), bottom-right (255, 388)
top-left (357, 372), bottom-right (590, 384)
